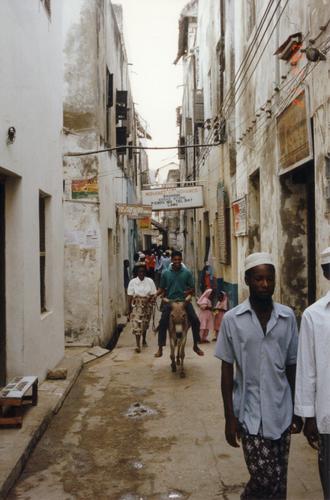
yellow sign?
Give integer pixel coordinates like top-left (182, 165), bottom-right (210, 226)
top-left (138, 217), bottom-right (151, 229)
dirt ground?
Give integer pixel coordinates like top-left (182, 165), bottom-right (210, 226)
top-left (7, 321), bottom-right (323, 500)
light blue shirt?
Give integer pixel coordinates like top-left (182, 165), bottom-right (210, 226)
top-left (215, 299), bottom-right (298, 440)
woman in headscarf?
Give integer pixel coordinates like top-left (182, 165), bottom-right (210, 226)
top-left (127, 264), bottom-right (156, 352)
top-left (197, 288), bottom-right (214, 343)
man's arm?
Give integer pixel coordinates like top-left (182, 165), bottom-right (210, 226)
top-left (295, 311), bottom-right (318, 446)
top-left (286, 364), bottom-right (303, 433)
top-left (221, 361), bottom-right (240, 447)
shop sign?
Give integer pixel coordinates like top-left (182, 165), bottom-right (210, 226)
top-left (138, 217), bottom-right (151, 229)
top-left (232, 196), bottom-right (248, 236)
top-left (277, 90), bottom-right (313, 173)
top-left (142, 186), bottom-right (204, 211)
top-left (116, 203), bottom-right (152, 219)
top-left (71, 177), bottom-right (98, 199)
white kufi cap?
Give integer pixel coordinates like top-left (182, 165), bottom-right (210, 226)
top-left (245, 252), bottom-right (275, 272)
top-left (320, 247), bottom-right (330, 265)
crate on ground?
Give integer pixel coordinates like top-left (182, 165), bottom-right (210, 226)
top-left (0, 376), bottom-right (38, 428)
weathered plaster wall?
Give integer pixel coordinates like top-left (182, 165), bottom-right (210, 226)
top-left (0, 0), bottom-right (64, 381)
top-left (234, 0), bottom-right (330, 307)
top-left (63, 0), bottom-right (136, 345)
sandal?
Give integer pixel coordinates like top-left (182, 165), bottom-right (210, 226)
top-left (193, 346), bottom-right (204, 356)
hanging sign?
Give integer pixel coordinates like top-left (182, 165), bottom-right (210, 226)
top-left (138, 217), bottom-right (151, 229)
top-left (116, 203), bottom-right (152, 219)
top-left (142, 186), bottom-right (204, 210)
top-left (232, 196), bottom-right (248, 236)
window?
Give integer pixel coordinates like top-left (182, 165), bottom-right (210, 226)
top-left (39, 194), bottom-right (47, 313)
top-left (106, 69), bottom-right (113, 108)
top-left (116, 90), bottom-right (128, 122)
top-left (116, 126), bottom-right (127, 154)
top-left (40, 0), bottom-right (51, 18)
top-left (106, 68), bottom-right (114, 145)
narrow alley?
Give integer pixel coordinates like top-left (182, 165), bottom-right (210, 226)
top-left (8, 321), bottom-right (322, 500)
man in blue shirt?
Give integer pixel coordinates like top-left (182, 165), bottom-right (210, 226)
top-left (154, 250), bottom-right (204, 358)
top-left (215, 252), bottom-right (302, 499)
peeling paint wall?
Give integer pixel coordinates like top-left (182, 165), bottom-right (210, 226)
top-left (178, 0), bottom-right (330, 311)
top-left (63, 0), bottom-right (140, 345)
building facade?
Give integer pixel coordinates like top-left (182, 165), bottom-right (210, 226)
top-left (63, 0), bottom-right (148, 345)
top-left (177, 0), bottom-right (330, 314)
top-left (0, 0), bottom-right (65, 384)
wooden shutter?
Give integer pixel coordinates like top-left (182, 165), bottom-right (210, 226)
top-left (116, 126), bottom-right (127, 154)
top-left (107, 71), bottom-right (113, 108)
top-left (217, 184), bottom-right (231, 264)
top-left (178, 136), bottom-right (186, 160)
top-left (116, 90), bottom-right (128, 121)
top-left (194, 90), bottom-right (204, 126)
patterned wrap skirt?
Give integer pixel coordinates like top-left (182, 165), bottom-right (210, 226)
top-left (131, 296), bottom-right (153, 336)
top-left (240, 426), bottom-right (291, 499)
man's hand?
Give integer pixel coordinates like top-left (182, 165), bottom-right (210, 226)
top-left (304, 417), bottom-right (319, 450)
top-left (291, 415), bottom-right (303, 434)
top-left (225, 415), bottom-right (241, 448)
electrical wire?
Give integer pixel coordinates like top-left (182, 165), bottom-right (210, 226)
top-left (220, 0), bottom-right (282, 116)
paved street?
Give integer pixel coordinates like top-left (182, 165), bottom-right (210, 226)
top-left (8, 321), bottom-right (323, 500)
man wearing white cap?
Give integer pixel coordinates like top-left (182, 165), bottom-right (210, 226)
top-left (215, 252), bottom-right (302, 499)
top-left (295, 246), bottom-right (330, 499)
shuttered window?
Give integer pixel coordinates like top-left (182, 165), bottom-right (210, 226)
top-left (116, 126), bottom-right (127, 154)
top-left (178, 136), bottom-right (186, 160)
top-left (194, 90), bottom-right (204, 126)
top-left (106, 69), bottom-right (113, 108)
top-left (116, 90), bottom-right (128, 121)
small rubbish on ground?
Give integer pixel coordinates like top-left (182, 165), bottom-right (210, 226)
top-left (46, 368), bottom-right (68, 380)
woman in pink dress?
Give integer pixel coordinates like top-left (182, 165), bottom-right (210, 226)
top-left (197, 288), bottom-right (214, 343)
top-left (213, 291), bottom-right (228, 341)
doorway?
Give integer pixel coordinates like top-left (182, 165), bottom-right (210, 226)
top-left (280, 161), bottom-right (316, 319)
top-left (0, 181), bottom-right (6, 385)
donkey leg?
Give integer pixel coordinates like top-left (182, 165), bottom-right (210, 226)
top-left (180, 335), bottom-right (187, 378)
top-left (170, 333), bottom-right (176, 372)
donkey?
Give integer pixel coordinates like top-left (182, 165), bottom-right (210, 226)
top-left (164, 297), bottom-right (191, 378)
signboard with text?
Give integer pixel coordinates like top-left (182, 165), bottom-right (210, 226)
top-left (116, 204), bottom-right (152, 219)
top-left (277, 90), bottom-right (313, 173)
top-left (142, 186), bottom-right (204, 211)
top-left (71, 177), bottom-right (98, 199)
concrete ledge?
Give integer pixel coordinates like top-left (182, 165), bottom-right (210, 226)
top-left (0, 349), bottom-right (83, 499)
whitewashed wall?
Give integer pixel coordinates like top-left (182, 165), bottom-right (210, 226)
top-left (0, 0), bottom-right (64, 381)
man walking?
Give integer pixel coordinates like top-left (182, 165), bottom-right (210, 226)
top-left (295, 247), bottom-right (330, 499)
top-left (154, 250), bottom-right (204, 358)
top-left (215, 252), bottom-right (302, 499)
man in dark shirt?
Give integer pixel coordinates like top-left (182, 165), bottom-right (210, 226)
top-left (154, 250), bottom-right (204, 358)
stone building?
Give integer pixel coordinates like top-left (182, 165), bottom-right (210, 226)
top-left (0, 0), bottom-right (64, 383)
top-left (63, 0), bottom-right (148, 345)
top-left (176, 0), bottom-right (330, 314)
